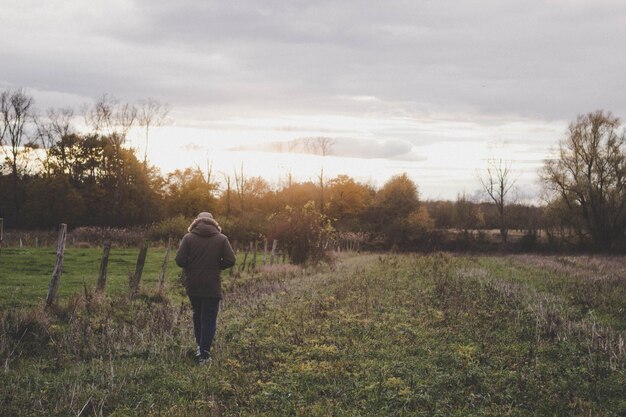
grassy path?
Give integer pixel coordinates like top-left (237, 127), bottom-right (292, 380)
top-left (1, 253), bottom-right (625, 416)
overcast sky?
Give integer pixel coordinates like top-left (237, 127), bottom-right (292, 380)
top-left (1, 0), bottom-right (625, 199)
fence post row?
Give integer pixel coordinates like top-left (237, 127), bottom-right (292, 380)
top-left (130, 240), bottom-right (148, 298)
top-left (46, 223), bottom-right (67, 306)
top-left (96, 241), bottom-right (112, 293)
top-left (158, 237), bottom-right (172, 292)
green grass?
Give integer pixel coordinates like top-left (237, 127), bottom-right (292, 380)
top-left (0, 247), bottom-right (279, 308)
top-left (1, 252), bottom-right (625, 416)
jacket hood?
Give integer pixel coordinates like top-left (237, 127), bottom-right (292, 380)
top-left (188, 217), bottom-right (222, 233)
top-left (190, 222), bottom-right (221, 237)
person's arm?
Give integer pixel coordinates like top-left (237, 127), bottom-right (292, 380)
top-left (220, 237), bottom-right (236, 270)
top-left (175, 237), bottom-right (190, 268)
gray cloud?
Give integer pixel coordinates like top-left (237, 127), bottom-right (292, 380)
top-left (1, 0), bottom-right (624, 122)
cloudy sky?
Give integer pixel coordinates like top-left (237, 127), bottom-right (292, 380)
top-left (1, 0), bottom-right (625, 199)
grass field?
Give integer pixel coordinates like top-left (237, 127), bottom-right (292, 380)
top-left (0, 247), bottom-right (276, 308)
top-left (1, 250), bottom-right (625, 416)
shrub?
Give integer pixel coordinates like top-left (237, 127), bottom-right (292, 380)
top-left (267, 201), bottom-right (334, 265)
top-left (146, 215), bottom-right (192, 243)
top-left (71, 226), bottom-right (146, 247)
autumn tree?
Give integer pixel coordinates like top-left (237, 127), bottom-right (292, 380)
top-left (304, 137), bottom-right (336, 214)
top-left (370, 173), bottom-right (423, 247)
top-left (268, 201), bottom-right (334, 265)
top-left (326, 174), bottom-right (374, 229)
top-left (542, 110), bottom-right (626, 250)
top-left (165, 168), bottom-right (218, 218)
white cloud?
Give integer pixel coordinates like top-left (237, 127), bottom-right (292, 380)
top-left (229, 137), bottom-right (425, 161)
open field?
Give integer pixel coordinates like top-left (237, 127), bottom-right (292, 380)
top-left (1, 251), bottom-right (625, 416)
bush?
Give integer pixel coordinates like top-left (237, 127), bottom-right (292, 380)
top-left (267, 202), bottom-right (334, 265)
top-left (146, 215), bottom-right (192, 243)
top-left (71, 226), bottom-right (146, 247)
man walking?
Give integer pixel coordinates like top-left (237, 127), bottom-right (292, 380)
top-left (175, 212), bottom-right (236, 365)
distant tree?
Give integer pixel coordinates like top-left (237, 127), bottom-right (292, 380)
top-left (275, 181), bottom-right (319, 209)
top-left (165, 168), bottom-right (218, 218)
top-left (268, 201), bottom-right (334, 265)
top-left (34, 107), bottom-right (75, 175)
top-left (137, 97), bottom-right (169, 165)
top-left (542, 110), bottom-right (626, 250)
top-left (370, 173), bottom-right (422, 247)
top-left (426, 200), bottom-right (455, 229)
top-left (21, 176), bottom-right (86, 228)
top-left (233, 163), bottom-right (247, 212)
top-left (304, 136), bottom-right (336, 156)
top-left (327, 175), bottom-right (374, 229)
top-left (83, 94), bottom-right (137, 150)
top-left (453, 193), bottom-right (483, 232)
top-left (375, 173), bottom-right (420, 218)
top-left (0, 88), bottom-right (35, 226)
top-left (302, 137), bottom-right (336, 214)
top-left (480, 159), bottom-right (516, 243)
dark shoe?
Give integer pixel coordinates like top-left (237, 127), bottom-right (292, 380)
top-left (199, 355), bottom-right (212, 366)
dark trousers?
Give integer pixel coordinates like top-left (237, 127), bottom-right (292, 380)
top-left (189, 296), bottom-right (220, 358)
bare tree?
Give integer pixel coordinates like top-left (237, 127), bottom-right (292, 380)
top-left (480, 159), bottom-right (516, 243)
top-left (304, 136), bottom-right (336, 156)
top-left (0, 88), bottom-right (35, 225)
top-left (542, 110), bottom-right (626, 249)
top-left (137, 97), bottom-right (169, 165)
top-left (84, 94), bottom-right (137, 149)
top-left (233, 163), bottom-right (246, 212)
top-left (206, 158), bottom-right (214, 184)
top-left (221, 172), bottom-right (233, 216)
top-left (318, 167), bottom-right (326, 215)
top-left (1, 89), bottom-right (34, 177)
top-left (34, 107), bottom-right (75, 175)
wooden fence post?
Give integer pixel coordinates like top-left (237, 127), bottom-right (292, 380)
top-left (96, 241), bottom-right (112, 294)
top-left (0, 218), bottom-right (3, 256)
top-left (230, 244), bottom-right (237, 276)
top-left (158, 237), bottom-right (172, 292)
top-left (270, 239), bottom-right (277, 266)
top-left (250, 241), bottom-right (257, 272)
top-left (130, 240), bottom-right (148, 298)
top-left (46, 223), bottom-right (67, 306)
top-left (240, 242), bottom-right (250, 272)
top-left (263, 239), bottom-right (268, 265)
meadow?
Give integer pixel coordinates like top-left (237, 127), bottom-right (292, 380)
top-left (1, 249), bottom-right (625, 416)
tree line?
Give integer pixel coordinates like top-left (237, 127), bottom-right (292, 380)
top-left (2, 88), bottom-right (626, 252)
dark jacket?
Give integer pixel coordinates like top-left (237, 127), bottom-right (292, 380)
top-left (175, 221), bottom-right (236, 298)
